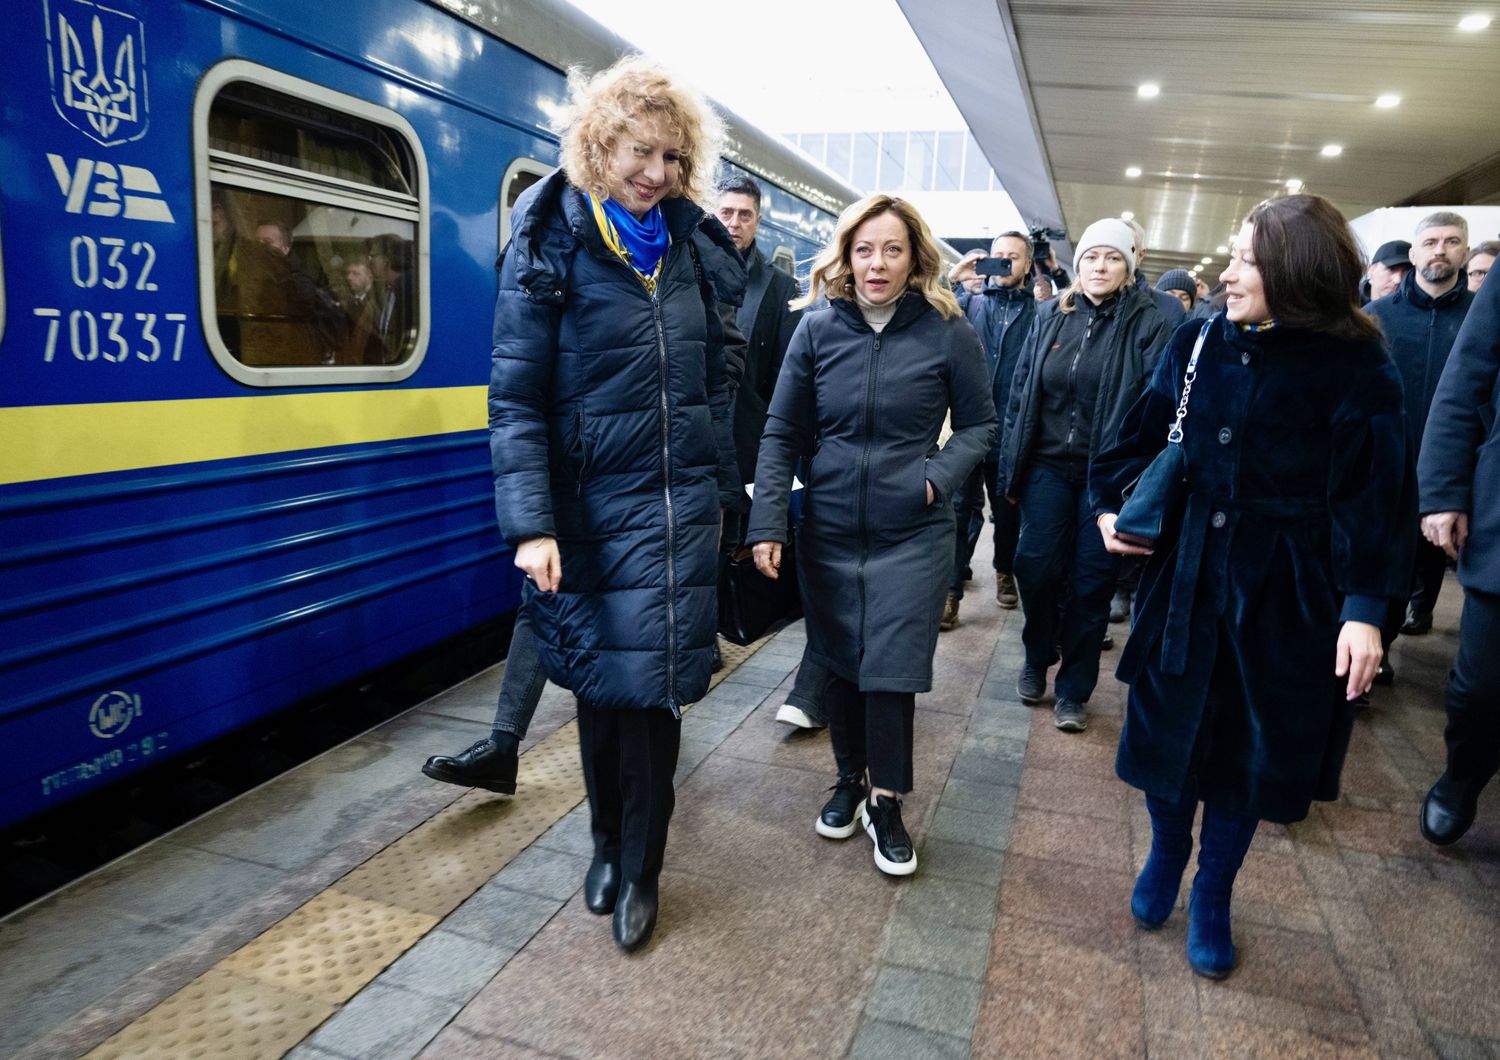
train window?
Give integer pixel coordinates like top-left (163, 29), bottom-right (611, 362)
top-left (771, 245), bottom-right (796, 278)
top-left (193, 61), bottom-right (430, 386)
top-left (498, 158), bottom-right (552, 255)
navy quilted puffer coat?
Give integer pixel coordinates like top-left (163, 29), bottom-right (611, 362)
top-left (488, 169), bottom-right (744, 712)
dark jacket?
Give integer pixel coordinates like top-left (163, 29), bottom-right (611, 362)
top-left (747, 293), bottom-right (996, 691)
top-left (1365, 270), bottom-right (1475, 451)
top-left (1419, 268), bottom-right (1500, 593)
top-left (999, 283), bottom-right (1169, 496)
top-left (1091, 315), bottom-right (1415, 822)
top-left (1138, 269), bottom-right (1187, 330)
top-left (489, 169), bottom-right (745, 712)
top-left (732, 244), bottom-right (802, 492)
top-left (960, 282), bottom-right (1036, 460)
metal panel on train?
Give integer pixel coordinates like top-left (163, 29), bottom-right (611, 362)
top-left (0, 0), bottom-right (845, 828)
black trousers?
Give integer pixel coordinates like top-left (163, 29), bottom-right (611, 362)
top-left (576, 701), bottom-right (680, 886)
top-left (1441, 587), bottom-right (1500, 799)
top-left (823, 673), bottom-right (916, 793)
top-left (1013, 463), bottom-right (1120, 702)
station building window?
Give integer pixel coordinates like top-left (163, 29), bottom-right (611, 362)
top-left (193, 61), bottom-right (429, 386)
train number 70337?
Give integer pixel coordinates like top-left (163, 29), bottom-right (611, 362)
top-left (33, 308), bottom-right (189, 363)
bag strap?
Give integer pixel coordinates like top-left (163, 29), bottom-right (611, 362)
top-left (1167, 319), bottom-right (1214, 444)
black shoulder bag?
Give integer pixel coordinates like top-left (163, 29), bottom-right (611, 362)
top-left (1112, 319), bottom-right (1212, 545)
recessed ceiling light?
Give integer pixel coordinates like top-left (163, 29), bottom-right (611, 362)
top-left (1320, 144), bottom-right (1343, 157)
top-left (1375, 94), bottom-right (1401, 109)
top-left (1125, 166), bottom-right (1142, 178)
top-left (1201, 257), bottom-right (1213, 265)
top-left (1192, 265), bottom-right (1203, 272)
top-left (1285, 178), bottom-right (1304, 191)
top-left (1192, 172), bottom-right (1202, 179)
top-left (1120, 210), bottom-right (1135, 220)
top-left (1137, 83), bottom-right (1161, 99)
top-left (1459, 14), bottom-right (1491, 31)
top-left (1215, 245), bottom-right (1228, 253)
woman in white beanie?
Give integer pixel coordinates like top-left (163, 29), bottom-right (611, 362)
top-left (996, 218), bottom-right (1171, 732)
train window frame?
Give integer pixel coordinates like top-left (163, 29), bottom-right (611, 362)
top-left (771, 245), bottom-right (796, 277)
top-left (192, 60), bottom-right (431, 387)
top-left (498, 157), bottom-right (552, 256)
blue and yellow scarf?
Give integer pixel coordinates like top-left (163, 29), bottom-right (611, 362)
top-left (590, 195), bottom-right (668, 295)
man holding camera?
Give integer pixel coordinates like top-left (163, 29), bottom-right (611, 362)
top-left (942, 232), bottom-right (1038, 627)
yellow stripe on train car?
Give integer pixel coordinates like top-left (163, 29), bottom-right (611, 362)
top-left (0, 386), bottom-right (488, 486)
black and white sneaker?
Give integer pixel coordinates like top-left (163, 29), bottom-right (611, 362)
top-left (1054, 698), bottom-right (1088, 732)
top-left (861, 795), bottom-right (917, 876)
top-left (816, 771), bottom-right (867, 839)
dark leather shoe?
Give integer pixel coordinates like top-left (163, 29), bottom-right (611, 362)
top-left (1372, 661), bottom-right (1395, 686)
top-left (421, 738), bottom-right (517, 794)
top-left (1401, 610), bottom-right (1433, 635)
top-left (612, 880), bottom-right (658, 952)
top-left (1420, 783), bottom-right (1476, 846)
top-left (584, 857), bottom-right (621, 915)
top-left (711, 641), bottom-right (725, 672)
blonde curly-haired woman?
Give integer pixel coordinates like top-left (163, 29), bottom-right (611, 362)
top-left (488, 56), bottom-right (744, 951)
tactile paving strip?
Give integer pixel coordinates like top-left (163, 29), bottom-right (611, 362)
top-left (338, 725), bottom-right (585, 916)
top-left (82, 634), bottom-right (771, 1059)
top-left (83, 968), bottom-right (335, 1060)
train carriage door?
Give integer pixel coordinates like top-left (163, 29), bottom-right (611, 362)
top-left (192, 61), bottom-right (429, 387)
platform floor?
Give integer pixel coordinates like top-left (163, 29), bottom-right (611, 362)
top-left (3, 560), bottom-right (1498, 1059)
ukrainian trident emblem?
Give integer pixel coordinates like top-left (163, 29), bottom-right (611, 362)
top-left (44, 0), bottom-right (150, 147)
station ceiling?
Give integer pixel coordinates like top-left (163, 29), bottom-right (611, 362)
top-left (899, 0), bottom-right (1500, 279)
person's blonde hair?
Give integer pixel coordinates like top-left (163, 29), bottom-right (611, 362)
top-left (1056, 249), bottom-right (1132, 314)
top-left (557, 56), bottom-right (723, 208)
top-left (793, 194), bottom-right (960, 319)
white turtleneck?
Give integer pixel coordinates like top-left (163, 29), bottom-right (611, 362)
top-left (854, 289), bottom-right (900, 332)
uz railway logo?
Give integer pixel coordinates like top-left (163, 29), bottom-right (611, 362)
top-left (44, 0), bottom-right (150, 148)
top-left (89, 690), bottom-right (141, 739)
top-left (47, 153), bottom-right (175, 222)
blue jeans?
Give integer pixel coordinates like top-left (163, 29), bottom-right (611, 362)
top-left (784, 643), bottom-right (828, 724)
top-left (490, 604), bottom-right (548, 739)
top-left (1012, 462), bottom-right (1119, 703)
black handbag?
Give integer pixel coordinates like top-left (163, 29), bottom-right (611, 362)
top-left (717, 533), bottom-right (803, 646)
top-left (1113, 320), bottom-right (1212, 544)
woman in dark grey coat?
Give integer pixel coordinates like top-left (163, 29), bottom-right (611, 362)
top-left (748, 195), bottom-right (996, 877)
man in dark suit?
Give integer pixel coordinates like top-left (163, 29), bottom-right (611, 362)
top-left (368, 234), bottom-right (415, 363)
top-left (338, 259), bottom-right (384, 365)
top-left (1416, 266), bottom-right (1500, 846)
top-left (715, 175), bottom-right (815, 725)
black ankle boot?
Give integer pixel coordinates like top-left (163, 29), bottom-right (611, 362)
top-left (421, 736), bottom-right (518, 794)
top-left (585, 856), bottom-right (621, 915)
top-left (612, 880), bottom-right (659, 952)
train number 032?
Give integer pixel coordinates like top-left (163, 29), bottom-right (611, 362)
top-left (69, 236), bottom-right (160, 292)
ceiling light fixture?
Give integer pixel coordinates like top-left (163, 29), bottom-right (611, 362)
top-left (1120, 210), bottom-right (1135, 220)
top-left (1137, 82), bottom-right (1161, 99)
top-left (1215, 245), bottom-right (1228, 253)
top-left (1320, 144), bottom-right (1343, 157)
top-left (1458, 14), bottom-right (1491, 31)
top-left (1125, 166), bottom-right (1142, 178)
top-left (1285, 178), bottom-right (1304, 191)
top-left (1375, 94), bottom-right (1401, 109)
top-left (1201, 257), bottom-right (1213, 265)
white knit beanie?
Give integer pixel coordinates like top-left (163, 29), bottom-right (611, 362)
top-left (1072, 218), bottom-right (1137, 275)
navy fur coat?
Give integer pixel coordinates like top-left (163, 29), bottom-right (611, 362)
top-left (488, 169), bottom-right (744, 712)
top-left (1090, 315), bottom-right (1415, 822)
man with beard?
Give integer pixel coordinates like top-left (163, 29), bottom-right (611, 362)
top-left (1365, 212), bottom-right (1474, 676)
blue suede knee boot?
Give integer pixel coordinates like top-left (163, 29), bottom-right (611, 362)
top-left (1186, 802), bottom-right (1259, 978)
top-left (1132, 793), bottom-right (1197, 928)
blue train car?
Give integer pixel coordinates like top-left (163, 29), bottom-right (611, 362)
top-left (0, 0), bottom-right (859, 829)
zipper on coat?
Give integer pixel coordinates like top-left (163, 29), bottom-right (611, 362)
top-left (1064, 311), bottom-right (1094, 457)
top-left (855, 333), bottom-right (882, 658)
top-left (651, 290), bottom-right (680, 715)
